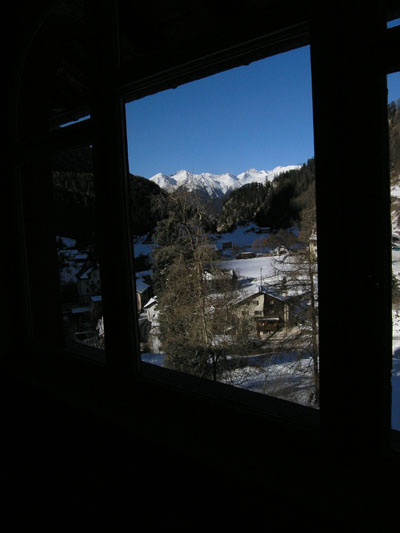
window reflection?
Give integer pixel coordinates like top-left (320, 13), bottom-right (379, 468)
top-left (51, 147), bottom-right (105, 358)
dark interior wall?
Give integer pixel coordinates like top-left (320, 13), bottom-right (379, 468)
top-left (2, 1), bottom-right (400, 529)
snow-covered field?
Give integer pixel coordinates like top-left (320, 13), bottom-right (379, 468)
top-left (137, 224), bottom-right (400, 422)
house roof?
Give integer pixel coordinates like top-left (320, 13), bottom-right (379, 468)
top-left (77, 262), bottom-right (99, 280)
top-left (136, 278), bottom-right (150, 293)
top-left (236, 285), bottom-right (288, 305)
top-left (143, 297), bottom-right (157, 309)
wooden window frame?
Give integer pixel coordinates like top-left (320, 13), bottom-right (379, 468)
top-left (14, 0), bottom-right (400, 457)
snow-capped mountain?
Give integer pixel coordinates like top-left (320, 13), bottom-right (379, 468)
top-left (149, 165), bottom-right (301, 199)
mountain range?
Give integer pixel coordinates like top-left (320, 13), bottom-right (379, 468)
top-left (149, 166), bottom-right (301, 199)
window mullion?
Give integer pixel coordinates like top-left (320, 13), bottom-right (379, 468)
top-left (88, 0), bottom-right (140, 378)
top-left (311, 1), bottom-right (391, 455)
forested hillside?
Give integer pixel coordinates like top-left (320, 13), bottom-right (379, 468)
top-left (128, 174), bottom-right (165, 235)
top-left (52, 169), bottom-right (164, 244)
top-left (217, 158), bottom-right (315, 231)
top-left (52, 170), bottom-right (96, 246)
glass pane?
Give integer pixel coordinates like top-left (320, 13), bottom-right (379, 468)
top-left (51, 146), bottom-right (105, 360)
top-left (387, 18), bottom-right (400, 29)
top-left (125, 46), bottom-right (319, 408)
top-left (389, 72), bottom-right (400, 430)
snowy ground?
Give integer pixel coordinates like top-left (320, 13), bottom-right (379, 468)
top-left (141, 348), bottom-right (316, 408)
top-left (136, 224), bottom-right (400, 422)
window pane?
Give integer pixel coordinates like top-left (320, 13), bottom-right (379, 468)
top-left (51, 146), bottom-right (105, 360)
top-left (387, 18), bottom-right (400, 29)
top-left (125, 46), bottom-right (319, 408)
top-left (389, 72), bottom-right (400, 430)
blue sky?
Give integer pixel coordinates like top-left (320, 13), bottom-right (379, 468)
top-left (125, 45), bottom-right (400, 179)
top-left (388, 71), bottom-right (400, 104)
top-left (125, 46), bottom-right (314, 178)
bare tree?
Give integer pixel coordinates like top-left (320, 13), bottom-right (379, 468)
top-left (266, 207), bottom-right (320, 406)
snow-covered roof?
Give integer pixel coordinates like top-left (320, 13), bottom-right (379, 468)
top-left (136, 278), bottom-right (150, 293)
top-left (78, 264), bottom-right (99, 279)
top-left (236, 285), bottom-right (288, 305)
top-left (57, 236), bottom-right (77, 248)
top-left (143, 297), bottom-right (157, 309)
top-left (80, 268), bottom-right (93, 280)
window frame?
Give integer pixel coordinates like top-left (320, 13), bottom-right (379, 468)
top-left (115, 17), bottom-right (319, 425)
top-left (14, 0), bottom-right (400, 455)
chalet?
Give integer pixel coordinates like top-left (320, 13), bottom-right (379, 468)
top-left (143, 297), bottom-right (158, 323)
top-left (236, 286), bottom-right (290, 337)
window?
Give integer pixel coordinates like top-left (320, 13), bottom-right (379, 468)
top-left (125, 45), bottom-right (320, 409)
top-left (15, 1), bottom-right (400, 459)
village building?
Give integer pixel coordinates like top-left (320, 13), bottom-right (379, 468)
top-left (77, 262), bottom-right (101, 302)
top-left (143, 297), bottom-right (158, 323)
top-left (203, 268), bottom-right (237, 291)
top-left (236, 285), bottom-right (290, 337)
top-left (136, 278), bottom-right (151, 312)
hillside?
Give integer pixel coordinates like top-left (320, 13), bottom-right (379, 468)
top-left (52, 169), bottom-right (164, 243)
top-left (217, 158), bottom-right (315, 232)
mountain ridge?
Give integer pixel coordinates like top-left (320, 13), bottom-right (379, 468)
top-left (149, 165), bottom-right (301, 199)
